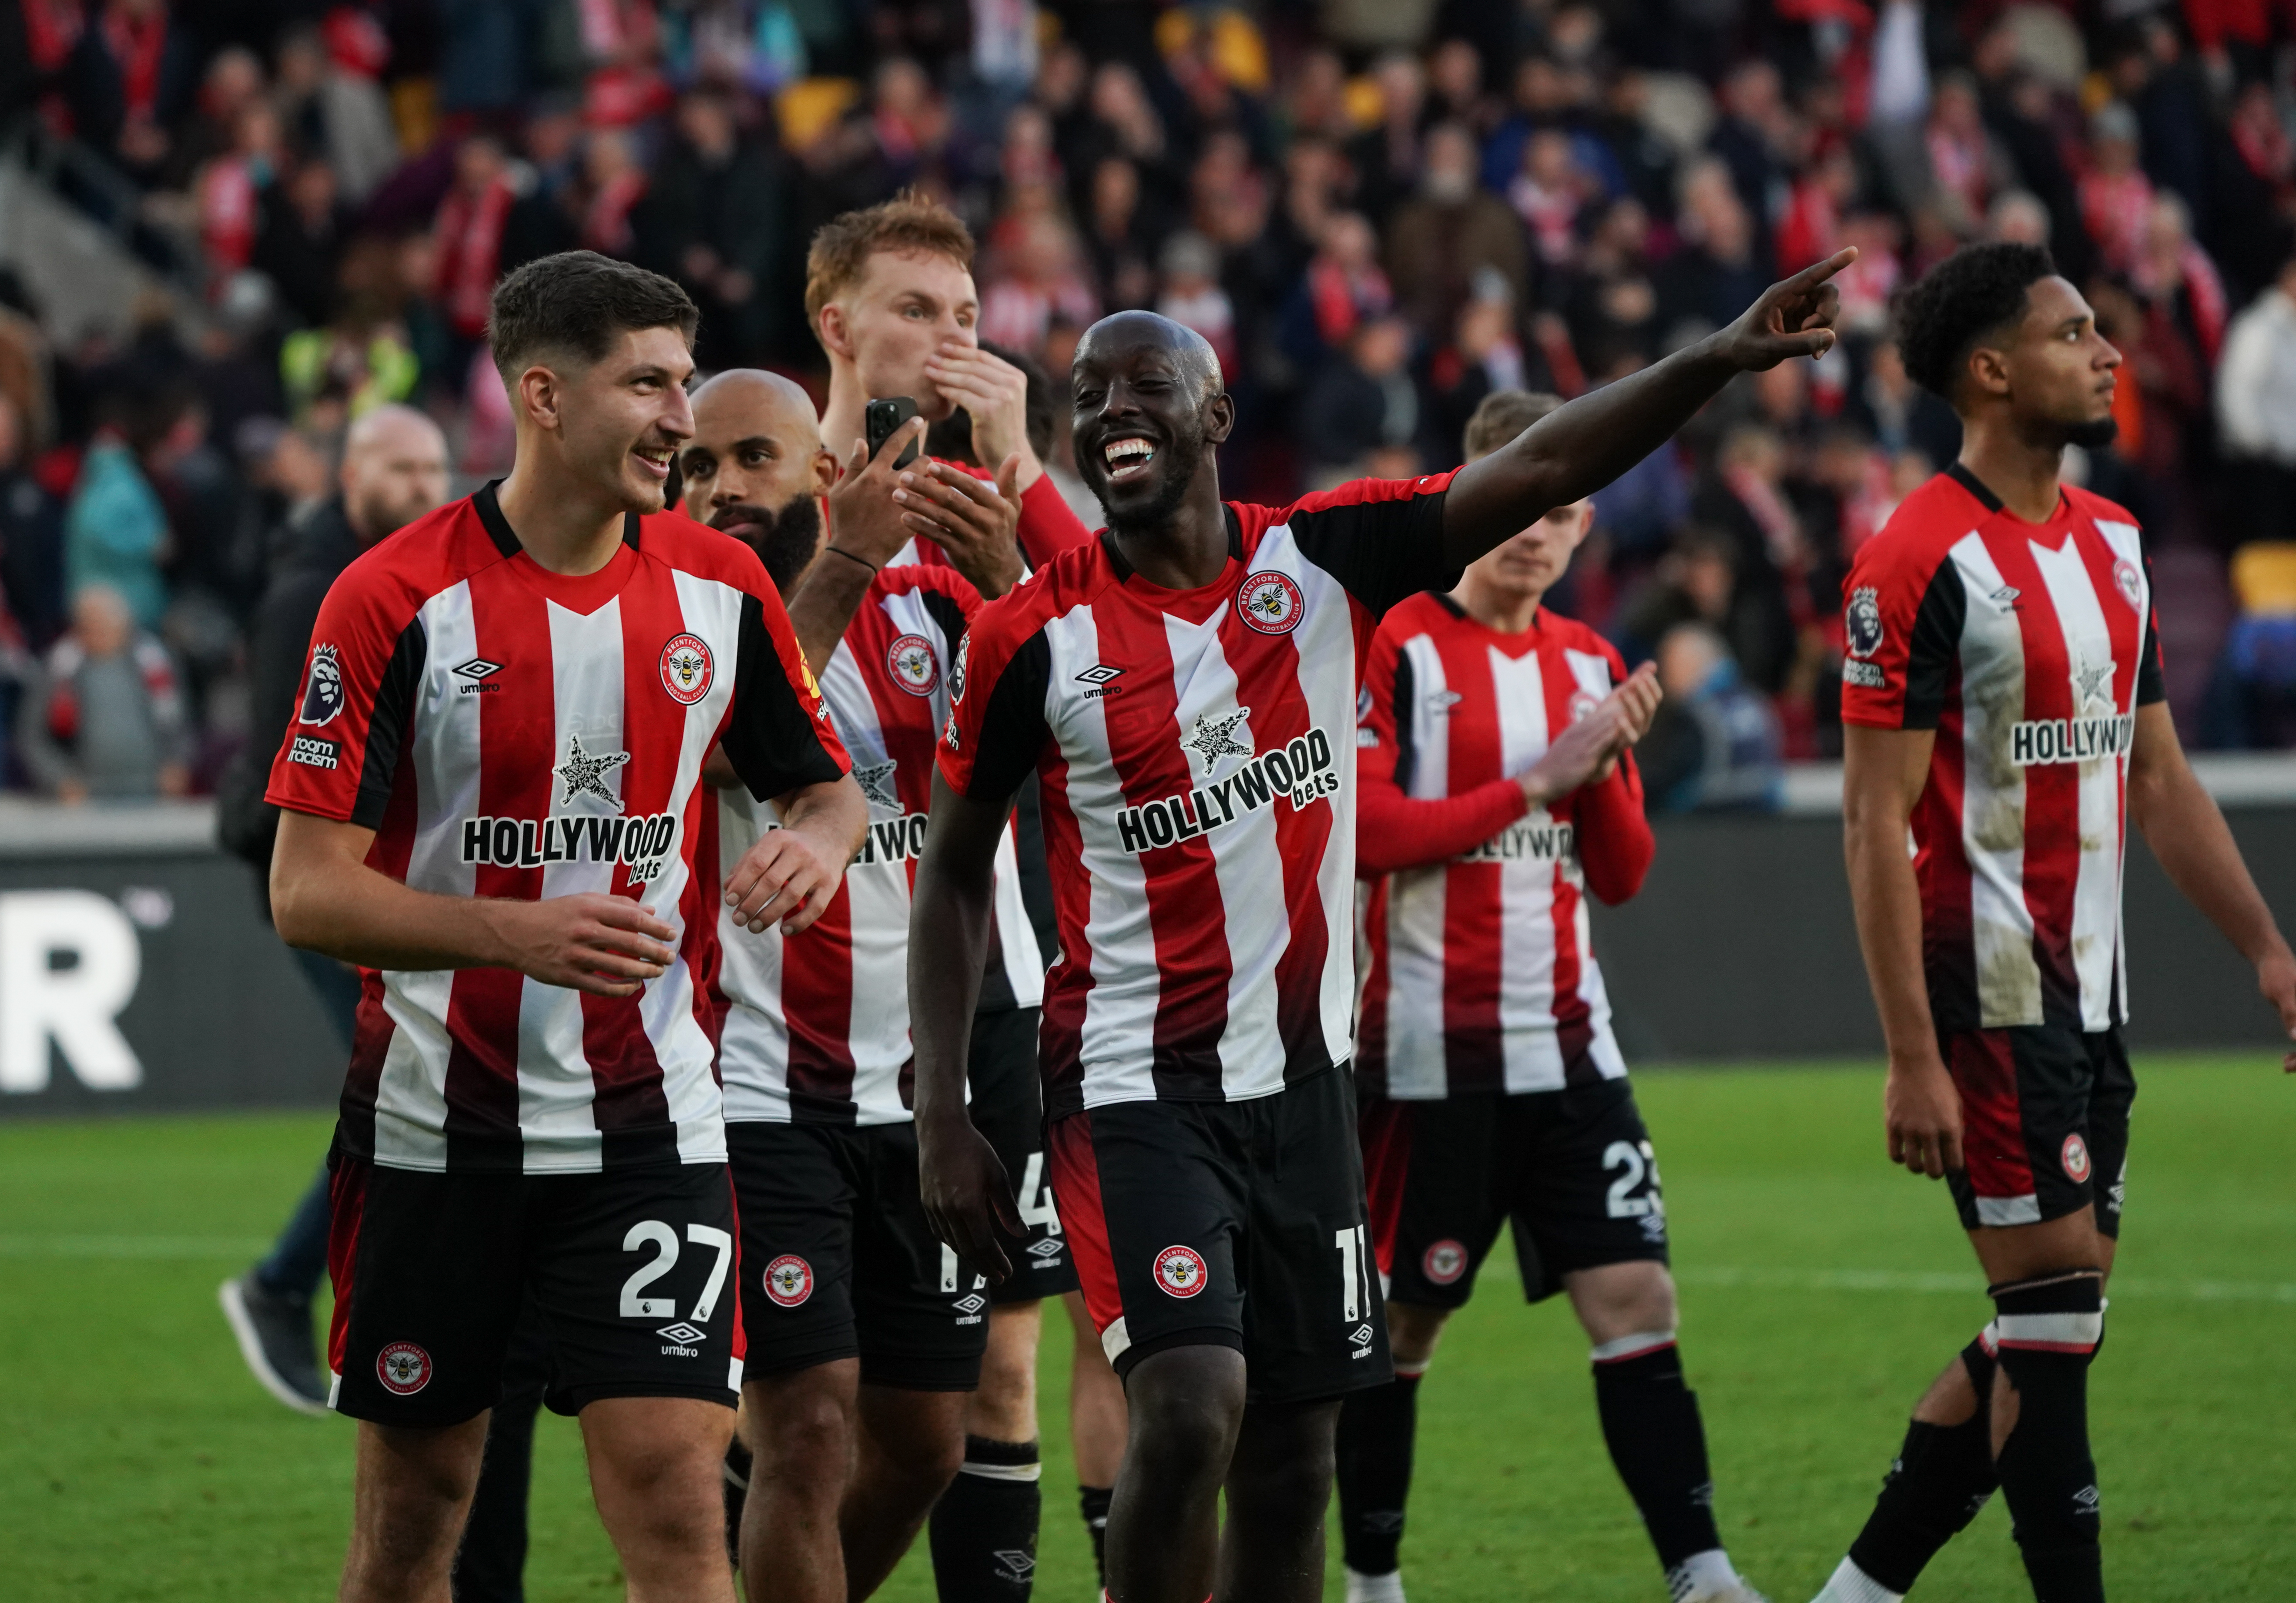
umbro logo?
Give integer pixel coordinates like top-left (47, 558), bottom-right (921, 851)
top-left (1077, 663), bottom-right (1125, 699)
top-left (454, 657), bottom-right (506, 695)
top-left (954, 1293), bottom-right (987, 1316)
top-left (1989, 585), bottom-right (2021, 609)
top-left (656, 1322), bottom-right (705, 1344)
top-left (1026, 1237), bottom-right (1065, 1259)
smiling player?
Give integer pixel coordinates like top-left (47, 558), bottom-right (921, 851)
top-left (1810, 242), bottom-right (2296, 1603)
top-left (909, 248), bottom-right (1855, 1603)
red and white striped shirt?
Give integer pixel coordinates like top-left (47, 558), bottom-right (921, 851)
top-left (716, 547), bottom-right (1044, 1125)
top-left (1355, 593), bottom-right (1652, 1097)
top-left (265, 484), bottom-right (849, 1174)
top-left (1840, 465), bottom-right (2164, 1033)
top-left (938, 475), bottom-right (1460, 1117)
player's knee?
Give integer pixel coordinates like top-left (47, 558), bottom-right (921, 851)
top-left (1126, 1367), bottom-right (1245, 1477)
top-left (1233, 1435), bottom-right (1335, 1529)
top-left (744, 1372), bottom-right (855, 1480)
top-left (1384, 1301), bottom-right (1450, 1370)
top-left (1569, 1261), bottom-right (1677, 1346)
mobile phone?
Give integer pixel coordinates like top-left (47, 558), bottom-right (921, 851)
top-left (865, 396), bottom-right (921, 469)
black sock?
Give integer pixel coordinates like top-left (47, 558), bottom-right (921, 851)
top-left (1846, 1335), bottom-right (2001, 1593)
top-left (1591, 1339), bottom-right (1723, 1573)
top-left (1079, 1484), bottom-right (1113, 1586)
top-left (1336, 1369), bottom-right (1422, 1575)
top-left (929, 1436), bottom-right (1041, 1602)
top-left (1992, 1274), bottom-right (2105, 1603)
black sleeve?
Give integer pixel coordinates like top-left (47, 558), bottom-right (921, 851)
top-left (217, 568), bottom-right (335, 865)
top-left (1901, 560), bottom-right (1968, 731)
top-left (724, 594), bottom-right (850, 801)
top-left (349, 619), bottom-right (427, 832)
top-left (1388, 648), bottom-right (1418, 793)
top-left (1284, 484), bottom-right (1462, 620)
top-left (959, 631), bottom-right (1052, 804)
top-left (919, 589), bottom-right (971, 659)
top-left (2136, 555), bottom-right (2165, 707)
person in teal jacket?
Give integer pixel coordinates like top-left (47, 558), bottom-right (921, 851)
top-left (65, 429), bottom-right (170, 628)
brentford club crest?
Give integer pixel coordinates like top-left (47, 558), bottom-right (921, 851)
top-left (886, 633), bottom-right (939, 696)
top-left (764, 1254), bottom-right (814, 1308)
top-left (376, 1341), bottom-right (432, 1395)
top-left (1153, 1244), bottom-right (1209, 1298)
top-left (2113, 557), bottom-right (2143, 612)
top-left (1422, 1239), bottom-right (1468, 1286)
top-left (2061, 1133), bottom-right (2092, 1183)
top-left (1235, 570), bottom-right (1305, 635)
top-left (660, 633), bottom-right (714, 705)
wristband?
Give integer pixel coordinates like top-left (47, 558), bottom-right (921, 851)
top-left (824, 544), bottom-right (878, 574)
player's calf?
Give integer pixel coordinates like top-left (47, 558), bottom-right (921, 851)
top-left (738, 1363), bottom-right (861, 1603)
top-left (1335, 1301), bottom-right (1447, 1603)
top-left (1990, 1270), bottom-right (2105, 1603)
top-left (341, 1417), bottom-right (492, 1603)
top-left (1105, 1345), bottom-right (1247, 1603)
top-left (580, 1395), bottom-right (740, 1603)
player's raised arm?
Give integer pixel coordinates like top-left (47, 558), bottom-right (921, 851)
top-left (2124, 704), bottom-right (2296, 1070)
top-left (910, 769), bottom-right (1026, 1281)
top-left (1441, 249), bottom-right (1854, 567)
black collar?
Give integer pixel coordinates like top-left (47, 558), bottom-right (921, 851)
top-left (1944, 461), bottom-right (2004, 513)
top-left (1097, 505), bottom-right (1243, 585)
top-left (474, 479), bottom-right (643, 560)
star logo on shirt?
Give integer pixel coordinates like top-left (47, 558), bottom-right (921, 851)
top-left (853, 758), bottom-right (900, 812)
top-left (1186, 708), bottom-right (1252, 768)
top-left (557, 733), bottom-right (630, 808)
top-left (2071, 652), bottom-right (2115, 711)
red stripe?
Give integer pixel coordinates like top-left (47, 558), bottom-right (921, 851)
top-left (723, 1166), bottom-right (747, 1367)
top-left (1540, 646), bottom-right (1589, 1036)
top-left (1089, 597), bottom-right (1232, 1091)
top-left (1047, 1113), bottom-right (1123, 1333)
top-left (1981, 532), bottom-right (2081, 1017)
top-left (1915, 692), bottom-right (1975, 1019)
top-left (442, 565), bottom-right (553, 1145)
top-left (1358, 1096), bottom-right (1412, 1277)
top-left (782, 880), bottom-right (860, 1111)
top-left (1355, 878), bottom-right (1391, 1094)
top-left (1216, 593), bottom-right (1333, 1072)
top-left (1037, 742), bottom-right (1092, 1112)
top-left (1947, 1029), bottom-right (2035, 1202)
top-left (325, 1156), bottom-right (371, 1383)
top-left (1435, 628), bottom-right (1504, 1091)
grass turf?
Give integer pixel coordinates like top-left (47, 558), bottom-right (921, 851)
top-left (3, 1055), bottom-right (2290, 1601)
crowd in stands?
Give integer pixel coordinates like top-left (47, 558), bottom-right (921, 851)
top-left (5, 0), bottom-right (2296, 810)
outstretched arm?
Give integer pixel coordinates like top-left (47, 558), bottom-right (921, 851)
top-left (2127, 703), bottom-right (2296, 1070)
top-left (911, 771), bottom-right (1026, 1281)
top-left (1442, 249), bottom-right (1853, 566)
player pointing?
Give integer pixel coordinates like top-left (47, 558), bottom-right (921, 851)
top-left (909, 248), bottom-right (1854, 1602)
top-left (1810, 242), bottom-right (2296, 1603)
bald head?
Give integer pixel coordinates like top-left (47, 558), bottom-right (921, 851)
top-left (342, 404), bottom-right (449, 546)
top-left (682, 368), bottom-right (837, 593)
top-left (1074, 311), bottom-right (1224, 402)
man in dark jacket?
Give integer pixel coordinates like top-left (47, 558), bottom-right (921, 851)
top-left (215, 404), bottom-right (446, 1405)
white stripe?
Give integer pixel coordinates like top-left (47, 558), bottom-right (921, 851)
top-left (1561, 647), bottom-right (1624, 1048)
top-left (2095, 517), bottom-right (2147, 1027)
top-left (1048, 609), bottom-right (1160, 1108)
top-left (716, 785), bottom-right (793, 1122)
top-left (1974, 1192), bottom-right (2043, 1226)
top-left (958, 1459), bottom-right (1045, 1482)
top-left (1589, 1328), bottom-right (1677, 1362)
top-left (1949, 535), bottom-right (2044, 1027)
top-left (1381, 633), bottom-right (1451, 1099)
top-left (727, 1356), bottom-right (744, 1392)
top-left (1100, 1313), bottom-right (1131, 1362)
top-left (370, 967), bottom-right (455, 1170)
top-left (1995, 1310), bottom-right (2103, 1346)
top-left (2026, 536), bottom-right (2123, 1031)
top-left (1493, 646), bottom-right (1559, 1089)
top-left (1285, 549), bottom-right (1368, 1074)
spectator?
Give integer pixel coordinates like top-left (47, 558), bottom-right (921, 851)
top-left (2218, 256), bottom-right (2296, 546)
top-left (254, 157), bottom-right (349, 329)
top-left (0, 391), bottom-right (67, 651)
top-left (637, 91), bottom-right (787, 367)
top-left (1154, 231), bottom-right (1237, 383)
top-left (20, 583), bottom-right (188, 802)
top-left (1300, 315), bottom-right (1425, 484)
top-left (64, 412), bottom-right (169, 628)
top-left (271, 19), bottom-right (399, 205)
top-left (430, 135), bottom-right (518, 354)
top-left (1637, 621), bottom-right (1784, 812)
top-left (1385, 123), bottom-right (1528, 344)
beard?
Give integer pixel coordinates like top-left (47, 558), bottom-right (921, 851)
top-left (1101, 427), bottom-right (1208, 540)
top-left (712, 493), bottom-right (823, 596)
top-left (2062, 414), bottom-right (2119, 450)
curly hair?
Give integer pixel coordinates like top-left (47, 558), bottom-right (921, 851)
top-left (1894, 242), bottom-right (2056, 400)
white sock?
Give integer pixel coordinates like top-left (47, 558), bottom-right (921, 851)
top-left (1667, 1548), bottom-right (1740, 1600)
top-left (1344, 1566), bottom-right (1407, 1603)
top-left (1808, 1556), bottom-right (1904, 1603)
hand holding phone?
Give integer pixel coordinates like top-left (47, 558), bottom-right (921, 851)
top-left (865, 396), bottom-right (921, 469)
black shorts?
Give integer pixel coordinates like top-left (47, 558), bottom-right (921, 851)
top-left (1944, 1024), bottom-right (2134, 1236)
top-left (1048, 1063), bottom-right (1391, 1405)
top-left (326, 1154), bottom-right (741, 1427)
top-left (727, 1120), bottom-right (989, 1391)
top-left (968, 1005), bottom-right (1079, 1305)
top-left (1361, 1077), bottom-right (1669, 1308)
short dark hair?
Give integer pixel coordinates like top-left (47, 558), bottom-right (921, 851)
top-left (488, 252), bottom-right (698, 378)
top-left (1895, 242), bottom-right (2055, 400)
top-left (1462, 389), bottom-right (1564, 460)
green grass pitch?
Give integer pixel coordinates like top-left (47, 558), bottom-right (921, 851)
top-left (4, 1055), bottom-right (2291, 1601)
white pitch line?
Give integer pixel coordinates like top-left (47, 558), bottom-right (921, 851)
top-left (1678, 1266), bottom-right (2296, 1305)
top-left (0, 1235), bottom-right (270, 1258)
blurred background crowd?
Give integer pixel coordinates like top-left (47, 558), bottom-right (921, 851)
top-left (5, 0), bottom-right (2296, 814)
